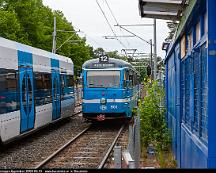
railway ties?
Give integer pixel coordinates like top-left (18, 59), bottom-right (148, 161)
top-left (35, 123), bottom-right (125, 169)
top-left (72, 101), bottom-right (82, 116)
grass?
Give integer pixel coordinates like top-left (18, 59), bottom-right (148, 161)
top-left (140, 146), bottom-right (177, 169)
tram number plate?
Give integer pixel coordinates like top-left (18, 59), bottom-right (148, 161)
top-left (99, 55), bottom-right (109, 62)
top-left (111, 105), bottom-right (118, 109)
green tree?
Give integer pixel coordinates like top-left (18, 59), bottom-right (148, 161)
top-left (93, 47), bottom-right (105, 58)
top-left (0, 0), bottom-right (93, 72)
top-left (131, 58), bottom-right (151, 81)
top-left (107, 50), bottom-right (127, 61)
top-left (0, 9), bottom-right (21, 41)
top-left (165, 21), bottom-right (178, 42)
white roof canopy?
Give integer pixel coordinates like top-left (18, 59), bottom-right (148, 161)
top-left (139, 0), bottom-right (188, 20)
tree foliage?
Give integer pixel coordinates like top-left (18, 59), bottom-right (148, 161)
top-left (107, 50), bottom-right (127, 61)
top-left (131, 58), bottom-right (150, 81)
top-left (0, 0), bottom-right (93, 74)
top-left (165, 21), bottom-right (178, 42)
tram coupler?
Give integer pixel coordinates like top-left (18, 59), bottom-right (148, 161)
top-left (97, 114), bottom-right (105, 121)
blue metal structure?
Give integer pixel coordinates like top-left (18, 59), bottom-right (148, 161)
top-left (82, 58), bottom-right (140, 120)
top-left (164, 0), bottom-right (216, 168)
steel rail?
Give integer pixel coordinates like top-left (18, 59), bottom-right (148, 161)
top-left (97, 123), bottom-right (125, 169)
top-left (72, 111), bottom-right (82, 116)
top-left (34, 125), bottom-right (91, 169)
top-left (75, 103), bottom-right (82, 107)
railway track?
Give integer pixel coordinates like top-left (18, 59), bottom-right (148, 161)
top-left (35, 122), bottom-right (126, 169)
top-left (0, 103), bottom-right (86, 169)
top-left (72, 103), bottom-right (82, 116)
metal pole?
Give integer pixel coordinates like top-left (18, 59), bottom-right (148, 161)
top-left (150, 39), bottom-right (153, 83)
top-left (129, 160), bottom-right (136, 168)
top-left (135, 109), bottom-right (141, 168)
top-left (153, 19), bottom-right (157, 80)
top-left (52, 17), bottom-right (56, 53)
top-left (114, 146), bottom-right (122, 168)
top-left (128, 124), bottom-right (134, 159)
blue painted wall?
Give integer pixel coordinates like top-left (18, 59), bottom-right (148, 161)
top-left (207, 0), bottom-right (216, 168)
top-left (164, 0), bottom-right (216, 168)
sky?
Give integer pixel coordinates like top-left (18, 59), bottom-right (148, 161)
top-left (43, 0), bottom-right (170, 59)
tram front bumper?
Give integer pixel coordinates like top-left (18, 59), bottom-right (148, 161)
top-left (82, 101), bottom-right (129, 114)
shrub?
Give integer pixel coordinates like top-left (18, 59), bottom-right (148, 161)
top-left (139, 81), bottom-right (171, 152)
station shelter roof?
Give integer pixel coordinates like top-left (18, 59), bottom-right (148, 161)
top-left (138, 0), bottom-right (188, 21)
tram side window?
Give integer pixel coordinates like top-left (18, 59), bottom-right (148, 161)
top-left (35, 73), bottom-right (44, 106)
top-left (35, 73), bottom-right (52, 106)
top-left (124, 70), bottom-right (129, 88)
top-left (61, 74), bottom-right (66, 99)
top-left (43, 73), bottom-right (52, 104)
top-left (44, 74), bottom-right (52, 89)
top-left (66, 75), bottom-right (74, 95)
top-left (67, 75), bottom-right (74, 87)
top-left (35, 74), bottom-right (43, 90)
top-left (0, 69), bottom-right (19, 114)
top-left (128, 70), bottom-right (133, 88)
top-left (61, 75), bottom-right (66, 89)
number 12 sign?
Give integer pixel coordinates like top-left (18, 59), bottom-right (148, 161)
top-left (99, 55), bottom-right (109, 62)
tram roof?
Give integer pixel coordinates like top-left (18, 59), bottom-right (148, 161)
top-left (0, 36), bottom-right (73, 64)
top-left (82, 58), bottom-right (137, 71)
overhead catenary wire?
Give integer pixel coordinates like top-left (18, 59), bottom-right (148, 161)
top-left (115, 24), bottom-right (152, 45)
top-left (96, 0), bottom-right (126, 48)
top-left (103, 0), bottom-right (130, 47)
top-left (104, 0), bottom-right (118, 25)
top-left (85, 33), bottom-right (104, 47)
top-left (73, 25), bottom-right (103, 48)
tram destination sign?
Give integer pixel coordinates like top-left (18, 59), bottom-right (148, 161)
top-left (92, 63), bottom-right (115, 68)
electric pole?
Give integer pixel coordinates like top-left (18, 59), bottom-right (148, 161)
top-left (51, 16), bottom-right (82, 54)
top-left (150, 39), bottom-right (153, 83)
top-left (153, 19), bottom-right (157, 80)
top-left (52, 17), bottom-right (57, 53)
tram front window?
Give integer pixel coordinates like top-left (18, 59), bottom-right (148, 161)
top-left (87, 70), bottom-right (120, 88)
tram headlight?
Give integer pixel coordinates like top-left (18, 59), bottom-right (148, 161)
top-left (100, 98), bottom-right (107, 104)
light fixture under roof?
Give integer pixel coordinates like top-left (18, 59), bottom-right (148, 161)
top-left (139, 0), bottom-right (188, 20)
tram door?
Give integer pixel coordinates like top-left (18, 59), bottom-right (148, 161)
top-left (52, 70), bottom-right (61, 120)
top-left (19, 67), bottom-right (35, 133)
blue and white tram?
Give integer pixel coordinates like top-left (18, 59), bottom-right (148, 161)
top-left (0, 37), bottom-right (75, 144)
top-left (82, 57), bottom-right (140, 121)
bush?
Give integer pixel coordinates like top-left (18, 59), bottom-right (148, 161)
top-left (139, 81), bottom-right (171, 152)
